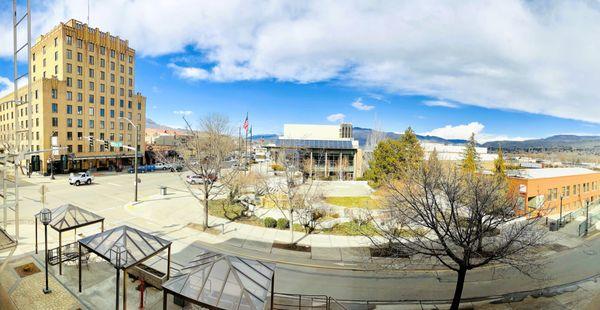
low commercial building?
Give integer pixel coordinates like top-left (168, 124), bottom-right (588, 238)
top-left (508, 168), bottom-right (600, 217)
top-left (421, 142), bottom-right (497, 162)
top-left (266, 123), bottom-right (362, 180)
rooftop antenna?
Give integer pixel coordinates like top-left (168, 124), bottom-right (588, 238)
top-left (87, 0), bottom-right (90, 25)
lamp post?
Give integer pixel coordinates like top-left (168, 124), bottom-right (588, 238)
top-left (50, 131), bottom-right (57, 180)
top-left (559, 194), bottom-right (563, 228)
top-left (585, 200), bottom-right (590, 236)
top-left (110, 244), bottom-right (126, 310)
top-left (119, 117), bottom-right (138, 202)
top-left (39, 208), bottom-right (52, 294)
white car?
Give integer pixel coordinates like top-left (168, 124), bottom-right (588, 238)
top-left (186, 174), bottom-right (214, 185)
top-left (155, 162), bottom-right (173, 170)
top-left (68, 172), bottom-right (94, 186)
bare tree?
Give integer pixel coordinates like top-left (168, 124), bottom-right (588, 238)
top-left (180, 113), bottom-right (238, 230)
top-left (263, 147), bottom-right (322, 244)
top-left (373, 155), bottom-right (547, 309)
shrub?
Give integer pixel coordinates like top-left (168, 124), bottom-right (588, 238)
top-left (271, 164), bottom-right (285, 171)
top-left (263, 217), bottom-right (277, 228)
top-left (276, 218), bottom-right (290, 229)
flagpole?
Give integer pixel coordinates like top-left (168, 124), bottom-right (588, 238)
top-left (238, 126), bottom-right (241, 163)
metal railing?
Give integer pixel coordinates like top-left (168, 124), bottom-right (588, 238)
top-left (271, 293), bottom-right (348, 310)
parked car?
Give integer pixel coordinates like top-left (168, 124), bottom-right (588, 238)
top-left (186, 173), bottom-right (218, 184)
top-left (155, 162), bottom-right (184, 172)
top-left (155, 162), bottom-right (172, 170)
top-left (128, 165), bottom-right (156, 173)
top-left (68, 172), bottom-right (94, 186)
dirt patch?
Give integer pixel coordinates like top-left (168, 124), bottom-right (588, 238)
top-left (545, 243), bottom-right (570, 252)
top-left (272, 242), bottom-right (311, 252)
top-left (370, 246), bottom-right (412, 258)
top-left (14, 263), bottom-right (40, 278)
top-left (186, 223), bottom-right (223, 235)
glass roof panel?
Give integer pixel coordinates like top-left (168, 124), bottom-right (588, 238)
top-left (37, 204), bottom-right (104, 232)
top-left (78, 225), bottom-right (171, 268)
top-left (163, 251), bottom-right (275, 310)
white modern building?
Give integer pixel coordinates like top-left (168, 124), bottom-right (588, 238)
top-left (265, 123), bottom-right (362, 180)
top-left (421, 142), bottom-right (498, 162)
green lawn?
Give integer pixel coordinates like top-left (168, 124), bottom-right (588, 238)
top-left (324, 196), bottom-right (382, 209)
top-left (323, 221), bottom-right (380, 236)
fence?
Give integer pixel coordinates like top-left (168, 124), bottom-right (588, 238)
top-left (271, 293), bottom-right (348, 310)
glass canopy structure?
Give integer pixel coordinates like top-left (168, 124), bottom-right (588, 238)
top-left (162, 250), bottom-right (276, 310)
top-left (34, 204), bottom-right (105, 275)
top-left (78, 225), bottom-right (172, 308)
top-left (275, 139), bottom-right (355, 150)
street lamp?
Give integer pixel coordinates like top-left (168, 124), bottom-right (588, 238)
top-left (559, 194), bottom-right (563, 228)
top-left (585, 200), bottom-right (590, 236)
top-left (109, 244), bottom-right (126, 310)
top-left (50, 131), bottom-right (57, 180)
top-left (119, 117), bottom-right (138, 202)
top-left (39, 208), bottom-right (52, 294)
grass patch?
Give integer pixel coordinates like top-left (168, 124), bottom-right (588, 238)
top-left (208, 199), bottom-right (262, 225)
top-left (324, 196), bottom-right (382, 209)
top-left (324, 220), bottom-right (379, 236)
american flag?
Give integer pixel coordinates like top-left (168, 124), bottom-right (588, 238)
top-left (243, 113), bottom-right (249, 132)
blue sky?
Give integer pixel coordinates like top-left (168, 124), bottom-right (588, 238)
top-left (2, 1), bottom-right (600, 142)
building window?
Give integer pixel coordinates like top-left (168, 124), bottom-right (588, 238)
top-left (100, 46), bottom-right (105, 55)
top-left (77, 52), bottom-right (82, 62)
top-left (77, 38), bottom-right (83, 48)
top-left (66, 49), bottom-right (72, 59)
top-left (89, 68), bottom-right (94, 78)
top-left (66, 35), bottom-right (72, 45)
top-left (52, 103), bottom-right (58, 113)
top-left (66, 63), bottom-right (72, 73)
top-left (89, 120), bottom-right (94, 128)
top-left (67, 118), bottom-right (73, 127)
top-left (77, 106), bottom-right (83, 115)
top-left (110, 49), bottom-right (115, 58)
top-left (89, 107), bottom-right (94, 115)
top-left (88, 42), bottom-right (94, 52)
top-left (77, 145), bottom-right (83, 152)
top-left (100, 58), bottom-right (105, 68)
top-left (77, 93), bottom-right (82, 102)
top-left (66, 105), bottom-right (72, 114)
top-left (67, 145), bottom-right (73, 152)
top-left (100, 108), bottom-right (105, 117)
top-left (67, 132), bottom-right (73, 140)
top-left (110, 110), bottom-right (115, 118)
top-left (100, 96), bottom-right (105, 104)
top-left (52, 117), bottom-right (58, 127)
top-left (100, 120), bottom-right (105, 129)
top-left (67, 77), bottom-right (72, 87)
top-left (77, 66), bottom-right (83, 75)
top-left (54, 51), bottom-right (58, 61)
top-left (110, 98), bottom-right (115, 106)
top-left (89, 81), bottom-right (95, 90)
top-left (51, 88), bottom-right (58, 99)
top-left (89, 95), bottom-right (94, 103)
top-left (77, 119), bottom-right (83, 128)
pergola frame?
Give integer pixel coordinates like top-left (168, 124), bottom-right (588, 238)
top-left (77, 225), bottom-right (172, 310)
top-left (35, 204), bottom-right (105, 275)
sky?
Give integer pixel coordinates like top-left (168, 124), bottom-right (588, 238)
top-left (2, 0), bottom-right (600, 142)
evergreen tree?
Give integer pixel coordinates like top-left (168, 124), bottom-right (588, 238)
top-left (493, 145), bottom-right (506, 177)
top-left (462, 133), bottom-right (479, 173)
top-left (365, 127), bottom-right (424, 186)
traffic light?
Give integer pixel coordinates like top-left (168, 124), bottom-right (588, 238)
top-left (104, 140), bottom-right (110, 149)
top-left (88, 136), bottom-right (94, 147)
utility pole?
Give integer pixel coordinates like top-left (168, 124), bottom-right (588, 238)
top-left (559, 195), bottom-right (563, 228)
top-left (120, 117), bottom-right (138, 202)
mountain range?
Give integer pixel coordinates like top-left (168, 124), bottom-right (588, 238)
top-left (147, 118), bottom-right (600, 152)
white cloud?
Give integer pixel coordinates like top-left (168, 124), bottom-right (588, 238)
top-left (326, 113), bottom-right (345, 122)
top-left (173, 110), bottom-right (193, 116)
top-left (0, 76), bottom-right (13, 98)
top-left (423, 100), bottom-right (459, 108)
top-left (424, 122), bottom-right (529, 142)
top-left (167, 63), bottom-right (210, 81)
top-left (9, 1), bottom-right (600, 123)
top-left (424, 122), bottom-right (485, 140)
top-left (351, 98), bottom-right (374, 111)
